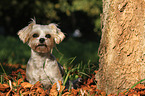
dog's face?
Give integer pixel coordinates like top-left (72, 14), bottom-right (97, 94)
top-left (27, 25), bottom-right (55, 53)
top-left (18, 20), bottom-right (65, 53)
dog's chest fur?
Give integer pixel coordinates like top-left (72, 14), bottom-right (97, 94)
top-left (26, 49), bottom-right (63, 88)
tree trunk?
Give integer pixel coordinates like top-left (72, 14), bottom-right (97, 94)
top-left (96, 0), bottom-right (145, 94)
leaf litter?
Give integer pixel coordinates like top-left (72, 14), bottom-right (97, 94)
top-left (0, 69), bottom-right (145, 96)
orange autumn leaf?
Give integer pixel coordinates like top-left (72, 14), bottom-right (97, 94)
top-left (3, 84), bottom-right (9, 88)
top-left (138, 90), bottom-right (145, 95)
top-left (81, 85), bottom-right (90, 90)
top-left (4, 75), bottom-right (10, 81)
top-left (21, 82), bottom-right (33, 88)
top-left (18, 78), bottom-right (24, 85)
top-left (49, 81), bottom-right (64, 96)
top-left (34, 81), bottom-right (42, 87)
top-left (62, 92), bottom-right (71, 96)
top-left (91, 85), bottom-right (97, 89)
top-left (71, 89), bottom-right (79, 95)
top-left (58, 81), bottom-right (65, 93)
top-left (0, 83), bottom-right (9, 92)
top-left (94, 70), bottom-right (98, 74)
top-left (5, 68), bottom-right (145, 96)
top-left (87, 78), bottom-right (94, 85)
top-left (12, 82), bottom-right (17, 87)
top-left (20, 64), bottom-right (26, 69)
top-left (101, 92), bottom-right (107, 96)
top-left (21, 91), bottom-right (35, 95)
top-left (95, 89), bottom-right (102, 94)
top-left (36, 87), bottom-right (45, 94)
top-left (89, 89), bottom-right (96, 95)
top-left (135, 84), bottom-right (145, 89)
top-left (49, 83), bottom-right (58, 96)
top-left (128, 93), bottom-right (139, 96)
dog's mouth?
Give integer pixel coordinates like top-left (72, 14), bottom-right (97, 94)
top-left (38, 44), bottom-right (47, 47)
top-left (34, 43), bottom-right (51, 53)
top-left (35, 44), bottom-right (47, 49)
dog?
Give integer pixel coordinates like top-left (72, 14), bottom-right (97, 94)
top-left (18, 19), bottom-right (65, 90)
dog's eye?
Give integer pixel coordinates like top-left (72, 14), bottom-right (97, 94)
top-left (33, 34), bottom-right (39, 38)
top-left (45, 34), bottom-right (51, 38)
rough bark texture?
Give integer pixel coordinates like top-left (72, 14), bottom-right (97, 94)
top-left (96, 0), bottom-right (145, 94)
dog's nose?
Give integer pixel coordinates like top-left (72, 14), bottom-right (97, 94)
top-left (39, 38), bottom-right (45, 43)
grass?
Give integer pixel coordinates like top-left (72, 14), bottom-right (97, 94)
top-left (0, 35), bottom-right (99, 79)
top-left (0, 35), bottom-right (30, 64)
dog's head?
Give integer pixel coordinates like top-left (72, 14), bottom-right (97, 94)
top-left (18, 19), bottom-right (65, 53)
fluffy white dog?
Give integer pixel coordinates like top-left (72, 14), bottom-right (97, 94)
top-left (18, 19), bottom-right (65, 90)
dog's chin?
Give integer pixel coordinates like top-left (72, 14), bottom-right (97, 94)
top-left (35, 44), bottom-right (50, 53)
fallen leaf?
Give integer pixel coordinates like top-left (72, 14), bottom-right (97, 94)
top-left (132, 93), bottom-right (140, 96)
top-left (62, 92), bottom-right (70, 96)
top-left (34, 81), bottom-right (42, 87)
top-left (21, 82), bottom-right (33, 89)
top-left (49, 83), bottom-right (58, 96)
top-left (20, 65), bottom-right (26, 69)
top-left (94, 70), bottom-right (98, 74)
top-left (0, 83), bottom-right (9, 92)
top-left (58, 81), bottom-right (65, 93)
top-left (3, 68), bottom-right (145, 96)
top-left (12, 82), bottom-right (17, 87)
top-left (135, 84), bottom-right (145, 89)
top-left (70, 89), bottom-right (78, 95)
top-left (3, 84), bottom-right (9, 88)
top-left (21, 91), bottom-right (35, 95)
top-left (0, 92), bottom-right (6, 96)
top-left (18, 78), bottom-right (24, 85)
top-left (36, 87), bottom-right (45, 94)
top-left (101, 92), bottom-right (106, 96)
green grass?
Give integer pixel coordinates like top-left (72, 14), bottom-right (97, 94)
top-left (0, 35), bottom-right (99, 78)
top-left (0, 35), bottom-right (30, 64)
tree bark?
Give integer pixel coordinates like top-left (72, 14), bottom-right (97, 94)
top-left (96, 0), bottom-right (145, 94)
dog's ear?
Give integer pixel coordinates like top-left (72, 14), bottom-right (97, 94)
top-left (48, 24), bottom-right (65, 44)
top-left (17, 19), bottom-right (36, 43)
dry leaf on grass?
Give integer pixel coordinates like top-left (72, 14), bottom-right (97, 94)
top-left (0, 83), bottom-right (9, 92)
top-left (17, 78), bottom-right (24, 85)
top-left (135, 84), bottom-right (145, 89)
top-left (1, 69), bottom-right (145, 96)
top-left (49, 83), bottom-right (58, 96)
top-left (21, 82), bottom-right (33, 88)
top-left (58, 81), bottom-right (65, 93)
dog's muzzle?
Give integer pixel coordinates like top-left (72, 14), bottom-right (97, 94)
top-left (36, 44), bottom-right (47, 48)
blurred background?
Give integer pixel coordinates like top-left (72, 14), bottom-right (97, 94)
top-left (0, 0), bottom-right (102, 75)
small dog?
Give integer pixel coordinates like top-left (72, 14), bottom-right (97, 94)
top-left (18, 19), bottom-right (65, 89)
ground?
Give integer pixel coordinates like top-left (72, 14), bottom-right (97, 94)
top-left (0, 67), bottom-right (145, 96)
